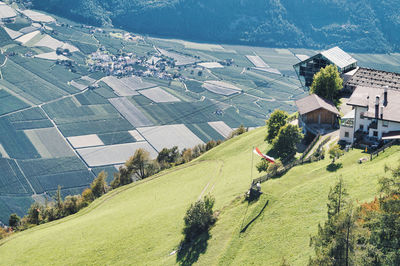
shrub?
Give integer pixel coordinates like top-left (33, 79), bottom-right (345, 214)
top-left (91, 171), bottom-right (108, 198)
top-left (206, 140), bottom-right (217, 151)
top-left (8, 213), bottom-right (20, 229)
top-left (256, 159), bottom-right (269, 173)
top-left (182, 195), bottom-right (216, 241)
top-left (328, 144), bottom-right (343, 163)
top-left (82, 188), bottom-right (95, 203)
top-left (267, 160), bottom-right (283, 176)
top-left (230, 124), bottom-right (247, 138)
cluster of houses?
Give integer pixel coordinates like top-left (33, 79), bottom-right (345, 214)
top-left (294, 46), bottom-right (400, 147)
top-left (88, 50), bottom-right (175, 79)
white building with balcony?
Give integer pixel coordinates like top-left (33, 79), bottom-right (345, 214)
top-left (340, 86), bottom-right (400, 144)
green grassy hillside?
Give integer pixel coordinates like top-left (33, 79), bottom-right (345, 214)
top-left (0, 127), bottom-right (398, 265)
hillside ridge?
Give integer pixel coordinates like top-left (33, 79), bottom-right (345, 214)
top-left (28, 0), bottom-right (400, 53)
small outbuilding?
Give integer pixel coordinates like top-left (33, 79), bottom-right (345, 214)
top-left (296, 94), bottom-right (340, 133)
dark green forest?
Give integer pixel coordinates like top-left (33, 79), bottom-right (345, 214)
top-left (26, 0), bottom-right (400, 53)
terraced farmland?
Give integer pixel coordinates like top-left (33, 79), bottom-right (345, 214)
top-left (0, 2), bottom-right (399, 225)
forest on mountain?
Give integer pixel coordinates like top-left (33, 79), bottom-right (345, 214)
top-left (26, 0), bottom-right (400, 53)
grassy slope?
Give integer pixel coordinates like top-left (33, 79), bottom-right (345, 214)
top-left (0, 127), bottom-right (398, 265)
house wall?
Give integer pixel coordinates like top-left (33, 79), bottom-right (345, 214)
top-left (304, 108), bottom-right (336, 125)
top-left (350, 106), bottom-right (400, 141)
top-left (370, 119), bottom-right (400, 139)
top-left (340, 125), bottom-right (354, 143)
top-left (354, 106), bottom-right (369, 133)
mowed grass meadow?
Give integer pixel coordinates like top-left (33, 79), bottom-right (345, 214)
top-left (0, 127), bottom-right (398, 265)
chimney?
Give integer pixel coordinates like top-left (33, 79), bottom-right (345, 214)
top-left (380, 106), bottom-right (384, 119)
top-left (384, 86), bottom-right (388, 106)
top-left (375, 95), bottom-right (380, 119)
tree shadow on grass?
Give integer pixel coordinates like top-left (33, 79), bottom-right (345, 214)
top-left (326, 162), bottom-right (343, 172)
top-left (176, 232), bottom-right (210, 266)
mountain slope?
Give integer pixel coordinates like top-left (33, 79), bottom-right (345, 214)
top-left (28, 0), bottom-right (400, 53)
top-left (0, 127), bottom-right (398, 265)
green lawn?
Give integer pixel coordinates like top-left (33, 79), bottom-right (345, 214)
top-left (0, 127), bottom-right (397, 265)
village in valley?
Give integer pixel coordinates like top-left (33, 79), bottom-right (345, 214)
top-left (1, 0), bottom-right (400, 225)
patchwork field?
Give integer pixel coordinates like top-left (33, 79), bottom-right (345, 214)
top-left (139, 87), bottom-right (180, 103)
top-left (77, 142), bottom-right (158, 167)
top-left (0, 2), bottom-right (399, 226)
top-left (137, 124), bottom-right (204, 151)
top-left (1, 128), bottom-right (397, 265)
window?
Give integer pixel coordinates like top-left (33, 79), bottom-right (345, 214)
top-left (383, 120), bottom-right (389, 127)
top-left (360, 112), bottom-right (365, 119)
top-left (373, 131), bottom-right (378, 137)
top-left (345, 132), bottom-right (349, 138)
top-left (360, 124), bottom-right (364, 130)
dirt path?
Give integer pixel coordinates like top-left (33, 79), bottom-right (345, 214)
top-left (305, 129), bottom-right (340, 159)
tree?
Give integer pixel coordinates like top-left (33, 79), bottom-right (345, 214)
top-left (9, 213), bottom-right (20, 229)
top-left (55, 185), bottom-right (63, 210)
top-left (328, 144), bottom-right (344, 163)
top-left (182, 195), bottom-right (216, 242)
top-left (266, 109), bottom-right (288, 143)
top-left (310, 178), bottom-right (357, 265)
top-left (360, 165), bottom-right (400, 264)
top-left (327, 178), bottom-right (349, 219)
top-left (310, 65), bottom-right (343, 103)
top-left (271, 124), bottom-right (303, 159)
top-left (27, 202), bottom-right (43, 225)
top-left (157, 146), bottom-right (180, 166)
top-left (126, 148), bottom-right (152, 179)
top-left (90, 171), bottom-right (108, 198)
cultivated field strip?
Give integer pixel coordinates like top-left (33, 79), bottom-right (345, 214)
top-left (139, 87), bottom-right (180, 103)
top-left (101, 76), bottom-right (155, 96)
top-left (20, 9), bottom-right (55, 23)
top-left (2, 26), bottom-right (22, 40)
top-left (0, 3), bottom-right (16, 19)
top-left (67, 134), bottom-right (104, 149)
top-left (128, 130), bottom-right (145, 141)
top-left (109, 97), bottom-right (153, 128)
top-left (208, 121), bottom-right (234, 138)
top-left (246, 55), bottom-right (270, 68)
top-left (77, 142), bottom-right (158, 167)
top-left (198, 62), bottom-right (224, 69)
top-left (137, 124), bottom-right (204, 152)
top-left (24, 128), bottom-right (74, 158)
top-left (15, 30), bottom-right (40, 45)
top-left (157, 48), bottom-right (199, 66)
top-left (34, 52), bottom-right (70, 61)
top-left (202, 80), bottom-right (242, 96)
top-left (34, 34), bottom-right (79, 52)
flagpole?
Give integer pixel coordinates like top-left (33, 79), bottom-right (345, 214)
top-left (251, 146), bottom-right (254, 182)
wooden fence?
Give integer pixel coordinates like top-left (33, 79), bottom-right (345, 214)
top-left (370, 140), bottom-right (398, 160)
top-left (299, 133), bottom-right (320, 161)
top-left (252, 134), bottom-right (331, 186)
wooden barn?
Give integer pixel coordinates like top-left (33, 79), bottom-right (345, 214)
top-left (296, 94), bottom-right (340, 132)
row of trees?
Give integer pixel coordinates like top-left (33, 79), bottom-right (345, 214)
top-left (7, 172), bottom-right (108, 230)
top-left (4, 127), bottom-right (248, 234)
top-left (309, 163), bottom-right (400, 265)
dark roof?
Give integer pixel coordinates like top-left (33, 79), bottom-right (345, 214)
top-left (296, 94), bottom-right (340, 116)
top-left (347, 86), bottom-right (400, 123)
top-left (345, 67), bottom-right (400, 90)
